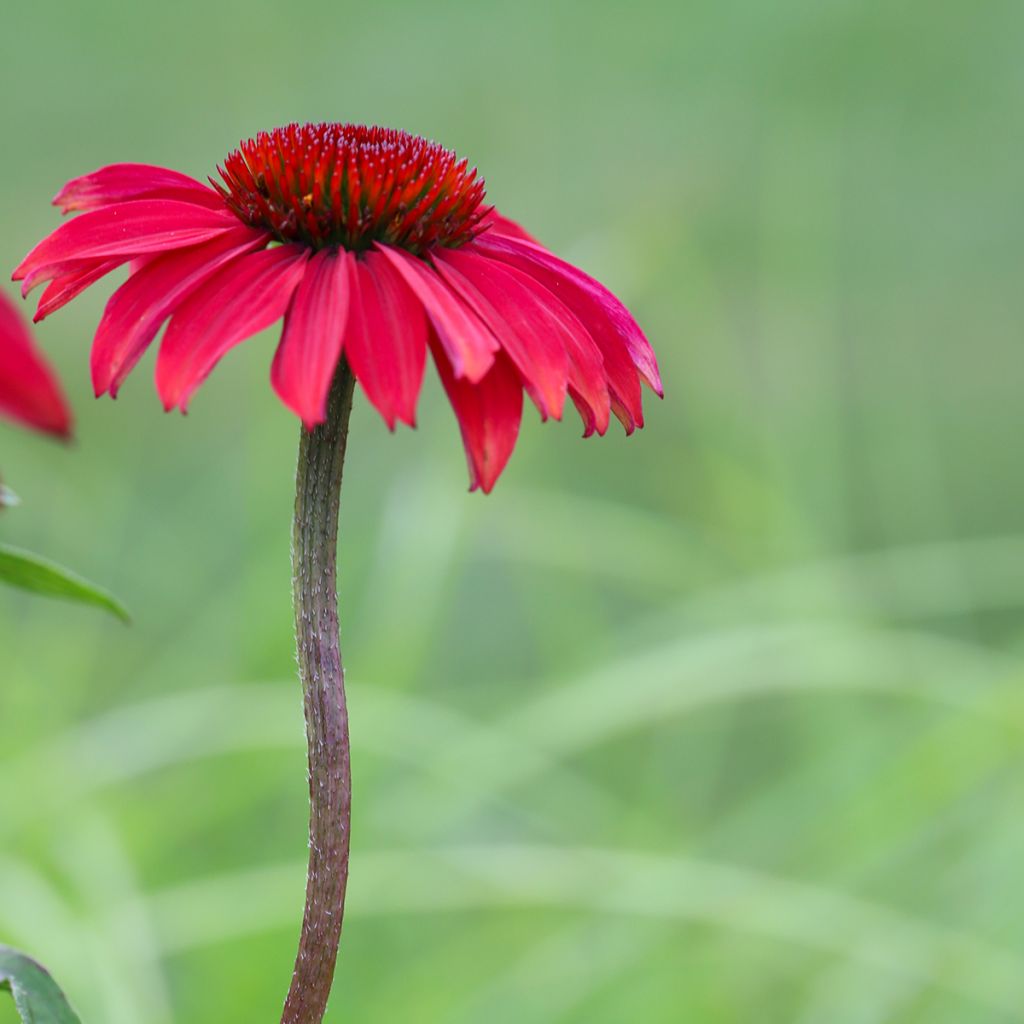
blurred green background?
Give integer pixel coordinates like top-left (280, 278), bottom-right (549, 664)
top-left (2, 1), bottom-right (1023, 1021)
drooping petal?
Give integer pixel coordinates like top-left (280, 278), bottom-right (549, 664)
top-left (472, 235), bottom-right (647, 431)
top-left (470, 253), bottom-right (610, 436)
top-left (431, 337), bottom-right (523, 493)
top-left (93, 227), bottom-right (269, 398)
top-left (34, 259), bottom-right (122, 322)
top-left (13, 200), bottom-right (239, 293)
top-left (156, 244), bottom-right (309, 412)
top-left (475, 232), bottom-right (663, 398)
top-left (0, 292), bottom-right (71, 438)
top-left (54, 163), bottom-right (222, 214)
top-left (17, 256), bottom-right (121, 300)
top-left (373, 244), bottom-right (497, 382)
top-left (342, 251), bottom-right (428, 429)
top-left (431, 248), bottom-right (569, 421)
top-left (272, 249), bottom-right (352, 428)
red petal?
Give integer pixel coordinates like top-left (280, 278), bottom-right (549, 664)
top-left (18, 256), bottom-right (128, 299)
top-left (432, 248), bottom-right (569, 421)
top-left (343, 251), bottom-right (428, 429)
top-left (470, 252), bottom-right (610, 436)
top-left (473, 236), bottom-right (646, 432)
top-left (373, 244), bottom-right (497, 382)
top-left (0, 292), bottom-right (72, 438)
top-left (34, 259), bottom-right (121, 322)
top-left (155, 244), bottom-right (309, 412)
top-left (54, 163), bottom-right (221, 214)
top-left (431, 337), bottom-right (523, 493)
top-left (475, 232), bottom-right (662, 398)
top-left (13, 200), bottom-right (239, 293)
top-left (93, 227), bottom-right (269, 398)
top-left (478, 209), bottom-right (541, 245)
top-left (271, 249), bottom-right (352, 428)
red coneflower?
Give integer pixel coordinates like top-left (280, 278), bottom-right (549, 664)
top-left (13, 123), bottom-right (660, 1024)
top-left (0, 289), bottom-right (71, 439)
top-left (14, 122), bottom-right (660, 490)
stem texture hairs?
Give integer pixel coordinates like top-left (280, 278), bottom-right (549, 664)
top-left (284, 362), bottom-right (356, 1024)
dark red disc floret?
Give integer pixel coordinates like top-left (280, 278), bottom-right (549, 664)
top-left (214, 123), bottom-right (490, 255)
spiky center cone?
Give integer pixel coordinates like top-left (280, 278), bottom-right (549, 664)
top-left (216, 123), bottom-right (489, 255)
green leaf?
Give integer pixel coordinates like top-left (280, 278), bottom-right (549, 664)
top-left (0, 947), bottom-right (83, 1024)
top-left (0, 544), bottom-right (130, 623)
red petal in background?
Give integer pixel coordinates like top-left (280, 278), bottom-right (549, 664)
top-left (53, 163), bottom-right (222, 214)
top-left (0, 292), bottom-right (71, 438)
top-left (478, 209), bottom-right (542, 245)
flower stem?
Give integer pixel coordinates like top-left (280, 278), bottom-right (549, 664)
top-left (282, 362), bottom-right (356, 1024)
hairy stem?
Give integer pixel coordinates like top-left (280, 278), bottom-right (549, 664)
top-left (282, 363), bottom-right (356, 1024)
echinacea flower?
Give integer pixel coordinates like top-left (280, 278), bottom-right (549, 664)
top-left (14, 122), bottom-right (660, 491)
top-left (0, 289), bottom-right (70, 439)
top-left (13, 123), bottom-right (660, 1024)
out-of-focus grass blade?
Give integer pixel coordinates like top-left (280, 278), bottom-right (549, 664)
top-left (449, 920), bottom-right (672, 1024)
top-left (0, 545), bottom-right (129, 623)
top-left (666, 533), bottom-right (1024, 626)
top-left (127, 844), bottom-right (1024, 1014)
top-left (0, 946), bottom-right (83, 1024)
top-left (483, 488), bottom-right (716, 593)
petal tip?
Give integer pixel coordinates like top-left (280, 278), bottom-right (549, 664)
top-left (92, 366), bottom-right (110, 399)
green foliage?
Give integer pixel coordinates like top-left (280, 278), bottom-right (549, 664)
top-left (0, 546), bottom-right (129, 623)
top-left (0, 948), bottom-right (82, 1024)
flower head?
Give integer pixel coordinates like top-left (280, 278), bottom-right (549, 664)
top-left (216, 123), bottom-right (487, 254)
top-left (14, 122), bottom-right (660, 491)
top-left (0, 289), bottom-right (71, 438)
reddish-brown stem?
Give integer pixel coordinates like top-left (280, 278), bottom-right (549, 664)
top-left (281, 362), bottom-right (356, 1024)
